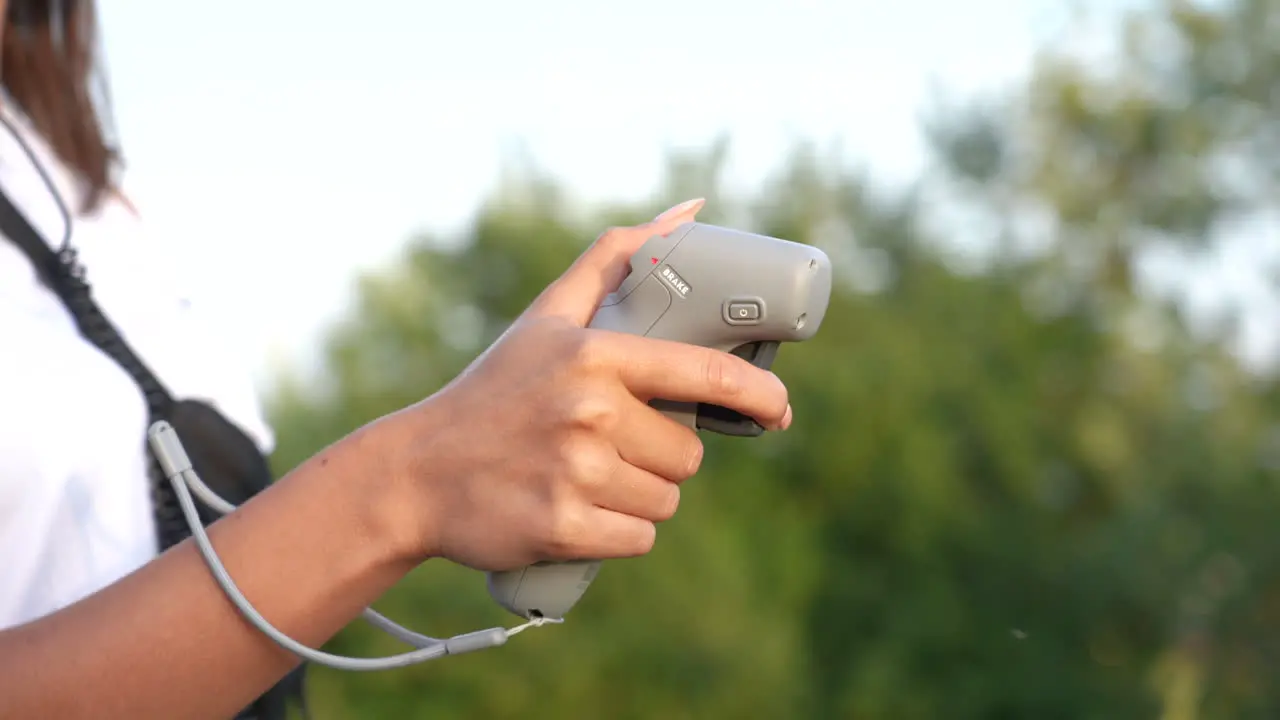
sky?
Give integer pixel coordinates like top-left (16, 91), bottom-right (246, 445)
top-left (95, 0), bottom-right (1268, 390)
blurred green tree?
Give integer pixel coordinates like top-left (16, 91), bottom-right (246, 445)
top-left (264, 0), bottom-right (1280, 717)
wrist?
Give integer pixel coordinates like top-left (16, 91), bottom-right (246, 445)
top-left (349, 401), bottom-right (449, 565)
top-left (297, 412), bottom-right (436, 572)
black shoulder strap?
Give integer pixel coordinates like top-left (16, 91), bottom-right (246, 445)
top-left (0, 189), bottom-right (178, 409)
top-left (0, 187), bottom-right (192, 551)
top-left (0, 187), bottom-right (67, 291)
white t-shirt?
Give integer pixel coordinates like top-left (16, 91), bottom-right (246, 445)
top-left (0, 103), bottom-right (274, 630)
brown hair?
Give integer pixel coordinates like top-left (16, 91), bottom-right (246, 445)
top-left (2, 0), bottom-right (120, 212)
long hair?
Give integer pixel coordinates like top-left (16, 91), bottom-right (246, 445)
top-left (2, 0), bottom-right (120, 212)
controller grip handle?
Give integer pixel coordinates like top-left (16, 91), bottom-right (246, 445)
top-left (486, 559), bottom-right (601, 621)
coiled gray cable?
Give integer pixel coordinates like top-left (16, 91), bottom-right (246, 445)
top-left (148, 420), bottom-right (558, 671)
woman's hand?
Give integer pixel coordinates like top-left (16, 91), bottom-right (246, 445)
top-left (387, 199), bottom-right (792, 571)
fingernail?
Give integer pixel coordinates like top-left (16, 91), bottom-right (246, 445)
top-left (779, 404), bottom-right (793, 431)
top-left (654, 197), bottom-right (705, 222)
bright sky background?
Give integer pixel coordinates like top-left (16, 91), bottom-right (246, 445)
top-left (96, 0), bottom-right (1273, 389)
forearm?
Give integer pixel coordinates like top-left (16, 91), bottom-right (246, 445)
top-left (0, 417), bottom-right (424, 720)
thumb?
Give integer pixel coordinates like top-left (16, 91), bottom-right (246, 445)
top-left (531, 198), bottom-right (705, 325)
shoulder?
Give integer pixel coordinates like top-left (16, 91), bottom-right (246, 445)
top-left (0, 110), bottom-right (276, 456)
top-left (0, 109), bottom-right (154, 479)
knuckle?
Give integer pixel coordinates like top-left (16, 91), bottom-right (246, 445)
top-left (553, 433), bottom-right (615, 499)
top-left (597, 226), bottom-right (630, 246)
top-left (543, 503), bottom-right (590, 557)
top-left (591, 227), bottom-right (630, 257)
top-left (704, 353), bottom-right (741, 397)
top-left (564, 329), bottom-right (610, 373)
top-left (561, 391), bottom-right (620, 434)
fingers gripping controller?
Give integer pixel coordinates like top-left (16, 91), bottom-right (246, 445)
top-left (486, 222), bottom-right (833, 621)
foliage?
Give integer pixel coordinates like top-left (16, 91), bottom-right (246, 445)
top-left (265, 0), bottom-right (1280, 717)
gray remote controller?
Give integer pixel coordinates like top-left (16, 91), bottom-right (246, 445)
top-left (486, 221), bottom-right (833, 621)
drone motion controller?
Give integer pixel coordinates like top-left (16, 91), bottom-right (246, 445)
top-left (150, 221), bottom-right (833, 671)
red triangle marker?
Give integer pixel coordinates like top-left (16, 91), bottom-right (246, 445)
top-left (650, 257), bottom-right (660, 264)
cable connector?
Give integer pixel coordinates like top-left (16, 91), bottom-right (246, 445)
top-left (150, 421), bottom-right (192, 476)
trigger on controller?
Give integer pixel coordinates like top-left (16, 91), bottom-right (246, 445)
top-left (695, 342), bottom-right (781, 437)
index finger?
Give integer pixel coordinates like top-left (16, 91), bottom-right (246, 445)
top-left (529, 199), bottom-right (706, 327)
top-left (600, 331), bottom-right (791, 431)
